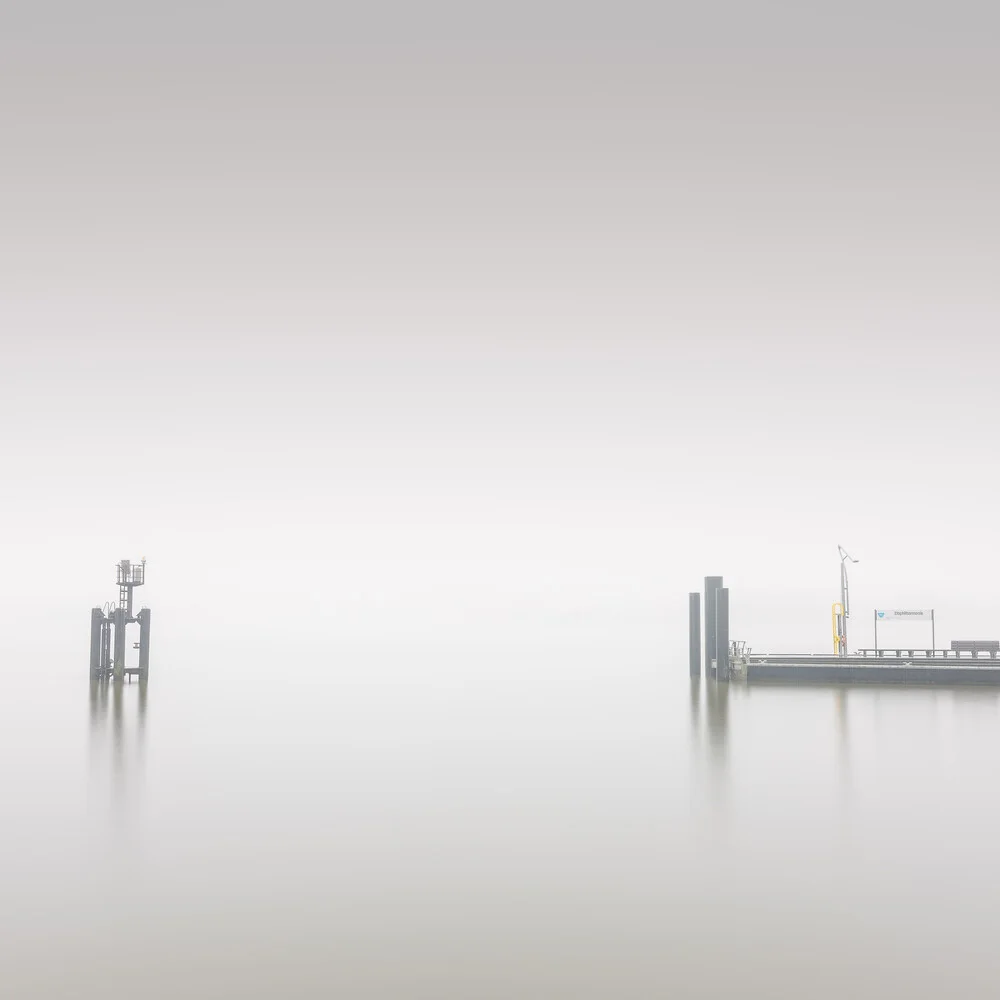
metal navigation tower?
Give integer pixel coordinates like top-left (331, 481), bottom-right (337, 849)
top-left (90, 558), bottom-right (151, 681)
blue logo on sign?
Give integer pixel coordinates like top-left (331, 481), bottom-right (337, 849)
top-left (877, 611), bottom-right (885, 619)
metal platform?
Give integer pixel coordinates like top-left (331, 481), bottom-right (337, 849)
top-left (732, 651), bottom-right (1000, 686)
top-left (688, 561), bottom-right (1000, 688)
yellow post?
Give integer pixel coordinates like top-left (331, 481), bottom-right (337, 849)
top-left (832, 602), bottom-right (844, 654)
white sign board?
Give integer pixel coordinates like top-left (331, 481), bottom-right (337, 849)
top-left (875, 609), bottom-right (933, 621)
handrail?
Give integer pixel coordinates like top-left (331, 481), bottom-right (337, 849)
top-left (748, 649), bottom-right (999, 661)
top-left (116, 562), bottom-right (145, 586)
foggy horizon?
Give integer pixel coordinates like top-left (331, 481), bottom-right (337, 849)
top-left (1, 2), bottom-right (998, 997)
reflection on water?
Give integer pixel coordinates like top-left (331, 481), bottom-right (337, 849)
top-left (687, 675), bottom-right (730, 746)
top-left (834, 687), bottom-right (850, 801)
top-left (5, 651), bottom-right (1000, 997)
top-left (703, 674), bottom-right (728, 757)
top-left (88, 675), bottom-right (148, 827)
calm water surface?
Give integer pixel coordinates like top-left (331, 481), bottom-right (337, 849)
top-left (2, 636), bottom-right (999, 997)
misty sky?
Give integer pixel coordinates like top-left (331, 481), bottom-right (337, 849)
top-left (2, 2), bottom-right (998, 653)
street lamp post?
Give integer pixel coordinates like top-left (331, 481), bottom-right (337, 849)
top-left (838, 545), bottom-right (859, 656)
